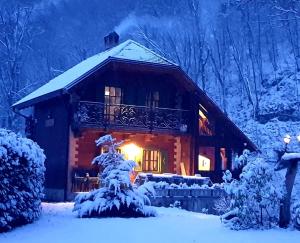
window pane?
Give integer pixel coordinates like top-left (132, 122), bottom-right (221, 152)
top-left (198, 147), bottom-right (215, 171)
top-left (115, 88), bottom-right (121, 97)
top-left (110, 87), bottom-right (115, 96)
top-left (142, 149), bottom-right (161, 173)
top-left (105, 86), bottom-right (110, 96)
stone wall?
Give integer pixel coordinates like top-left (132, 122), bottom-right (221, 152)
top-left (150, 188), bottom-right (226, 215)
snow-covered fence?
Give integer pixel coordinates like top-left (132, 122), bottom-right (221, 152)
top-left (150, 188), bottom-right (226, 214)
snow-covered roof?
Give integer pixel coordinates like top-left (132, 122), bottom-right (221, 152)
top-left (13, 40), bottom-right (176, 108)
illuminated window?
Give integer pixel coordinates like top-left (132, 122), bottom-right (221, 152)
top-left (104, 86), bottom-right (122, 121)
top-left (120, 144), bottom-right (162, 173)
top-left (199, 104), bottom-right (214, 136)
top-left (220, 148), bottom-right (228, 170)
top-left (142, 150), bottom-right (161, 172)
top-left (122, 143), bottom-right (142, 160)
top-left (198, 155), bottom-right (211, 171)
top-left (198, 147), bottom-right (215, 171)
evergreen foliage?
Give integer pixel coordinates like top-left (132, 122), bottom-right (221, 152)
top-left (0, 129), bottom-right (45, 232)
top-left (221, 153), bottom-right (284, 230)
top-left (73, 135), bottom-right (156, 218)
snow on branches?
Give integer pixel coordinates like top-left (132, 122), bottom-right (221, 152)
top-left (221, 152), bottom-right (284, 230)
top-left (0, 129), bottom-right (45, 232)
top-left (73, 135), bottom-right (156, 218)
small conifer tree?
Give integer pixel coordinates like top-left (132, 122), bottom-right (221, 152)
top-left (73, 135), bottom-right (156, 217)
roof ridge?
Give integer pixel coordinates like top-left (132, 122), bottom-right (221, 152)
top-left (104, 39), bottom-right (132, 57)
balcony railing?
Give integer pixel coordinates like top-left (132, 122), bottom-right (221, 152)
top-left (73, 101), bottom-right (190, 133)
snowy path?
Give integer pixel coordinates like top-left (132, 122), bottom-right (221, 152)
top-left (0, 203), bottom-right (299, 243)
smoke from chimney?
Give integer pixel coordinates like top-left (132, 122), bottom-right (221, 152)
top-left (114, 14), bottom-right (138, 36)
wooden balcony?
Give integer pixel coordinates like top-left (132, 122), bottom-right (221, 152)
top-left (73, 101), bottom-right (190, 134)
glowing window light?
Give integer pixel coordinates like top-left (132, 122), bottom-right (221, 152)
top-left (199, 109), bottom-right (207, 119)
top-left (198, 155), bottom-right (211, 171)
top-left (297, 135), bottom-right (300, 142)
top-left (121, 143), bottom-right (142, 161)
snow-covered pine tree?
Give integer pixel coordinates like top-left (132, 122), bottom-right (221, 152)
top-left (73, 135), bottom-right (156, 218)
top-left (221, 153), bottom-right (284, 230)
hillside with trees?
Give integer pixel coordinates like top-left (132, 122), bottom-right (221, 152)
top-left (0, 0), bottom-right (299, 157)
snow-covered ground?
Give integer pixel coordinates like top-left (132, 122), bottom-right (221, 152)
top-left (0, 203), bottom-right (299, 243)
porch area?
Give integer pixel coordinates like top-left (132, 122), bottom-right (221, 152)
top-left (67, 129), bottom-right (193, 195)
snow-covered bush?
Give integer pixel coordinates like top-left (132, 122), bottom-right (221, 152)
top-left (170, 201), bottom-right (181, 209)
top-left (214, 196), bottom-right (230, 215)
top-left (0, 129), bottom-right (45, 232)
top-left (233, 149), bottom-right (251, 169)
top-left (73, 135), bottom-right (156, 218)
top-left (221, 154), bottom-right (284, 230)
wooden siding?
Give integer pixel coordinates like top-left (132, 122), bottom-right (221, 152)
top-left (72, 67), bottom-right (191, 111)
top-left (33, 97), bottom-right (70, 200)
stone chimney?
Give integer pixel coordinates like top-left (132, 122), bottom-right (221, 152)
top-left (104, 31), bottom-right (119, 50)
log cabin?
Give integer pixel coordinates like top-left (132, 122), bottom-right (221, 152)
top-left (13, 32), bottom-right (256, 201)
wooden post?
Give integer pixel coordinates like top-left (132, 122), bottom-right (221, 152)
top-left (279, 159), bottom-right (298, 228)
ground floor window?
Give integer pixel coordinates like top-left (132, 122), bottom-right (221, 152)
top-left (220, 148), bottom-right (228, 170)
top-left (198, 147), bottom-right (215, 171)
top-left (120, 143), bottom-right (162, 173)
top-left (142, 149), bottom-right (161, 172)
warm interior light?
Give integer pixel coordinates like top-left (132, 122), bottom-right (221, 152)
top-left (198, 155), bottom-right (211, 171)
top-left (283, 134), bottom-right (291, 144)
top-left (105, 90), bottom-right (110, 96)
top-left (121, 143), bottom-right (142, 161)
top-left (199, 109), bottom-right (207, 119)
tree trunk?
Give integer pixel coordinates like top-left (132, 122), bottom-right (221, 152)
top-left (279, 159), bottom-right (298, 228)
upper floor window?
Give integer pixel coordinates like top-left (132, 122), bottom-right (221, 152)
top-left (105, 86), bottom-right (122, 121)
top-left (105, 86), bottom-right (122, 105)
top-left (146, 91), bottom-right (159, 108)
top-left (199, 104), bottom-right (214, 136)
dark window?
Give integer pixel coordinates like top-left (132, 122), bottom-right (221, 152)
top-left (146, 91), bottom-right (159, 108)
top-left (142, 149), bottom-right (161, 172)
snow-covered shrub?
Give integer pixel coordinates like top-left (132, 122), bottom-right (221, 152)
top-left (233, 149), bottom-right (251, 169)
top-left (214, 196), bottom-right (231, 215)
top-left (73, 135), bottom-right (156, 218)
top-left (221, 155), bottom-right (284, 230)
top-left (170, 201), bottom-right (181, 209)
top-left (0, 129), bottom-right (45, 232)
